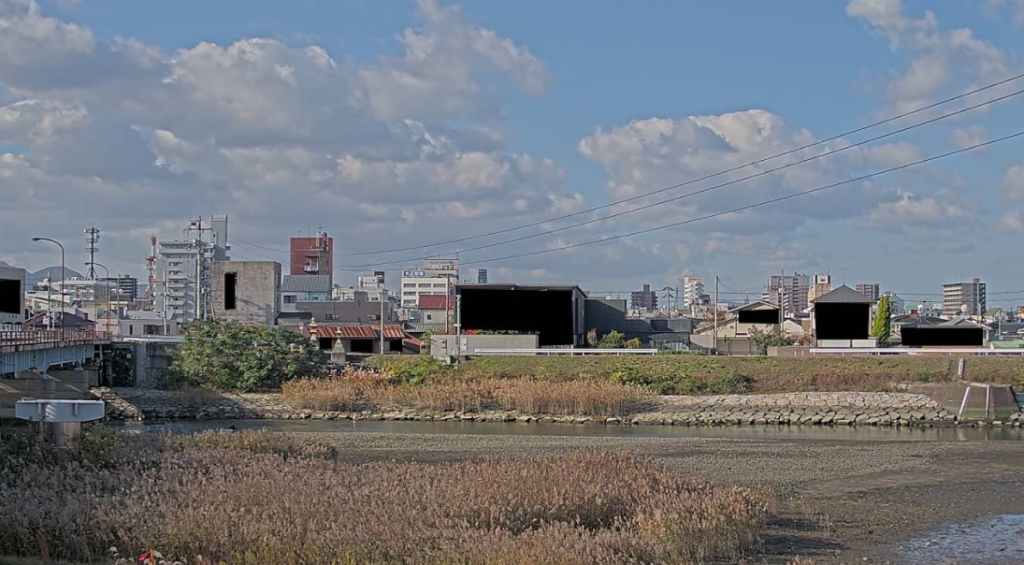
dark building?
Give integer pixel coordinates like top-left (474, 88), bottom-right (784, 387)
top-left (103, 276), bottom-right (139, 302)
top-left (811, 285), bottom-right (875, 343)
top-left (456, 283), bottom-right (586, 347)
top-left (584, 297), bottom-right (693, 347)
top-left (630, 283), bottom-right (658, 313)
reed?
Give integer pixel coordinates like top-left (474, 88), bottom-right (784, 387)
top-left (0, 431), bottom-right (770, 565)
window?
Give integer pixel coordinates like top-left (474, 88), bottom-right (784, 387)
top-left (418, 283), bottom-right (431, 288)
top-left (426, 314), bottom-right (432, 321)
top-left (432, 283), bottom-right (446, 288)
top-left (325, 314), bottom-right (339, 321)
top-left (284, 295), bottom-right (296, 304)
top-left (403, 283), bottom-right (415, 288)
top-left (224, 273), bottom-right (237, 310)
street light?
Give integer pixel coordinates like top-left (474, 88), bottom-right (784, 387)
top-left (32, 237), bottom-right (65, 329)
top-left (86, 262), bottom-right (113, 335)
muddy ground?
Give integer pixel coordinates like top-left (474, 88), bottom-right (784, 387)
top-left (310, 429), bottom-right (1024, 564)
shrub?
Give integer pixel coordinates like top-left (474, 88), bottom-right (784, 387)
top-left (171, 319), bottom-right (325, 392)
top-left (624, 337), bottom-right (643, 349)
top-left (597, 330), bottom-right (625, 349)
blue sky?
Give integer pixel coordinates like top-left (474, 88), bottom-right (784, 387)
top-left (2, 0), bottom-right (1024, 304)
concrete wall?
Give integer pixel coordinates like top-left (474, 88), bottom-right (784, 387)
top-left (298, 298), bottom-right (392, 325)
top-left (690, 334), bottom-right (759, 355)
top-left (431, 334), bottom-right (539, 357)
top-left (211, 261), bottom-right (281, 327)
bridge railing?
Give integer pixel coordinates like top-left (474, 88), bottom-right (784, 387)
top-left (0, 329), bottom-right (110, 348)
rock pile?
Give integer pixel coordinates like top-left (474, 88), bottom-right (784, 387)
top-left (94, 388), bottom-right (1020, 427)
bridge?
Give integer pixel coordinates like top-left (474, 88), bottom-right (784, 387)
top-left (0, 329), bottom-right (110, 376)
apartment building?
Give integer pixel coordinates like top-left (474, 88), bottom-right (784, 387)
top-left (807, 273), bottom-right (833, 304)
top-left (289, 230), bottom-right (333, 287)
top-left (154, 215), bottom-right (229, 324)
top-left (856, 283), bottom-right (880, 301)
top-left (763, 273), bottom-right (810, 314)
top-left (942, 278), bottom-right (986, 317)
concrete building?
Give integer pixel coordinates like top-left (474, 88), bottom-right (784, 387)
top-left (418, 294), bottom-right (454, 328)
top-left (0, 265), bottom-right (26, 325)
top-left (289, 230), bottom-right (333, 287)
top-left (943, 278), bottom-right (986, 317)
top-left (690, 301), bottom-right (781, 355)
top-left (807, 273), bottom-right (833, 305)
top-left (210, 260), bottom-right (281, 327)
top-left (856, 283), bottom-right (880, 301)
top-left (297, 292), bottom-right (392, 325)
top-left (118, 310), bottom-right (178, 337)
top-left (102, 276), bottom-right (139, 302)
top-left (281, 275), bottom-right (332, 311)
top-left (423, 257), bottom-right (459, 280)
top-left (335, 272), bottom-right (389, 303)
top-left (155, 215), bottom-right (230, 325)
top-left (763, 273), bottom-right (810, 314)
top-left (630, 283), bottom-right (658, 314)
top-left (584, 297), bottom-right (694, 348)
top-left (400, 269), bottom-right (452, 309)
top-left (477, 269), bottom-right (488, 284)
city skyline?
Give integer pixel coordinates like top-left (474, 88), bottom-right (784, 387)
top-left (2, 0), bottom-right (1024, 293)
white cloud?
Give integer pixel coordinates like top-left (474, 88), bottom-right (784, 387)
top-left (990, 0), bottom-right (1024, 28)
top-left (949, 125), bottom-right (991, 151)
top-left (1003, 164), bottom-right (1024, 199)
top-left (861, 189), bottom-right (967, 231)
top-left (0, 0), bottom-right (572, 279)
top-left (847, 0), bottom-right (1017, 112)
top-left (997, 210), bottom-right (1024, 234)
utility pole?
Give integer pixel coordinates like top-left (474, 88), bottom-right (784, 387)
top-left (780, 269), bottom-right (785, 325)
top-left (185, 216), bottom-right (213, 322)
top-left (445, 276), bottom-right (451, 334)
top-left (379, 289), bottom-right (386, 355)
top-left (713, 275), bottom-right (719, 355)
top-left (455, 294), bottom-right (462, 358)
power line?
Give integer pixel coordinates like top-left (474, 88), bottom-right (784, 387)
top-left (331, 71), bottom-right (1024, 258)
top-left (337, 85), bottom-right (1024, 270)
top-left (454, 130), bottom-right (1024, 267)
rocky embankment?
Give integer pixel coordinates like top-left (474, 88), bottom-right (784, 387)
top-left (92, 388), bottom-right (1022, 427)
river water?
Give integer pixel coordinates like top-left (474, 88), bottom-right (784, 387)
top-left (126, 418), bottom-right (1024, 442)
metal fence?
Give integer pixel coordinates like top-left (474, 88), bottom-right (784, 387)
top-left (0, 329), bottom-right (110, 349)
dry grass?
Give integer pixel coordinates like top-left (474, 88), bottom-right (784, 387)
top-left (0, 430), bottom-right (770, 565)
top-left (282, 368), bottom-right (652, 417)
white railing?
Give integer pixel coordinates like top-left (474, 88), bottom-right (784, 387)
top-left (810, 347), bottom-right (1024, 356)
top-left (472, 348), bottom-right (658, 356)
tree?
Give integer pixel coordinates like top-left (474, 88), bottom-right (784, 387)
top-left (872, 295), bottom-right (892, 344)
top-left (586, 328), bottom-right (598, 348)
top-left (171, 319), bottom-right (326, 392)
top-left (597, 330), bottom-right (625, 349)
top-left (748, 326), bottom-right (794, 355)
top-left (624, 337), bottom-right (642, 349)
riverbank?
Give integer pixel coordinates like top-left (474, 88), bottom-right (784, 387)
top-left (94, 387), bottom-right (1020, 427)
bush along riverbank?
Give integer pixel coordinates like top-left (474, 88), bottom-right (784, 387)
top-left (94, 383), bottom-right (1016, 427)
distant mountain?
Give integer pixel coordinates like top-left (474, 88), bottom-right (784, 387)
top-left (27, 267), bottom-right (85, 287)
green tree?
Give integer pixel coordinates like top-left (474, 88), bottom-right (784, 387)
top-left (624, 337), bottom-right (642, 349)
top-left (597, 330), bottom-right (625, 349)
top-left (872, 295), bottom-right (892, 344)
top-left (171, 319), bottom-right (326, 392)
top-left (748, 326), bottom-right (794, 355)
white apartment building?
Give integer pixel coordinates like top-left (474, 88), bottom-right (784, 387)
top-left (400, 271), bottom-right (452, 309)
top-left (942, 278), bottom-right (986, 317)
top-left (154, 216), bottom-right (229, 325)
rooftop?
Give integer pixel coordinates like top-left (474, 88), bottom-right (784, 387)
top-left (811, 285), bottom-right (876, 304)
top-left (282, 275), bottom-right (332, 293)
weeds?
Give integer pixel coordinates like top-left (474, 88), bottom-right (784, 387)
top-left (0, 431), bottom-right (770, 565)
top-left (282, 369), bottom-right (651, 417)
